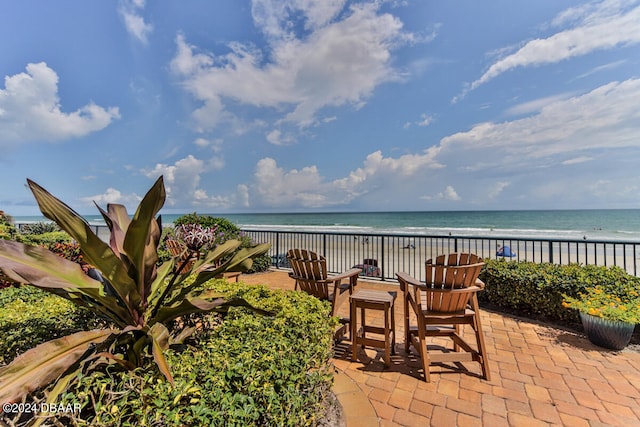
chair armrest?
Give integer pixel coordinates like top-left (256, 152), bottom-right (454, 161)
top-left (396, 272), bottom-right (421, 291)
top-left (331, 268), bottom-right (361, 282)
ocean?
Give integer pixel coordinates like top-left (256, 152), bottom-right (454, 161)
top-left (12, 210), bottom-right (640, 242)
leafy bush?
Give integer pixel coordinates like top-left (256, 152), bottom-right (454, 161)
top-left (247, 253), bottom-right (273, 273)
top-left (17, 230), bottom-right (72, 247)
top-left (18, 221), bottom-right (61, 235)
top-left (479, 260), bottom-right (640, 323)
top-left (0, 286), bottom-right (104, 365)
top-left (171, 214), bottom-right (271, 273)
top-left (1, 280), bottom-right (336, 426)
top-left (0, 211), bottom-right (18, 243)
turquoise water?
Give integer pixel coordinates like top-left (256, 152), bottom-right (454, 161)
top-left (13, 210), bottom-right (640, 241)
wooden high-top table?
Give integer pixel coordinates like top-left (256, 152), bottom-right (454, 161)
top-left (350, 289), bottom-right (397, 367)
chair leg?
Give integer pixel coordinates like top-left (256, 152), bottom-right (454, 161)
top-left (417, 326), bottom-right (431, 382)
top-left (404, 294), bottom-right (411, 353)
top-left (470, 295), bottom-right (491, 381)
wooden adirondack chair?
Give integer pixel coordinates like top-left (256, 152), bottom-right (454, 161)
top-left (287, 249), bottom-right (360, 341)
top-left (396, 253), bottom-right (490, 382)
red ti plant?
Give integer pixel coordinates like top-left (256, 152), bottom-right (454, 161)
top-left (0, 177), bottom-right (270, 417)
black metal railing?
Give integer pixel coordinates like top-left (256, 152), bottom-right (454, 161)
top-left (16, 223), bottom-right (640, 280)
top-left (243, 229), bottom-right (640, 281)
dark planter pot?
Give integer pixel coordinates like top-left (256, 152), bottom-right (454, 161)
top-left (580, 312), bottom-right (635, 350)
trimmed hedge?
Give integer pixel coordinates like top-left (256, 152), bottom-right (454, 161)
top-left (479, 259), bottom-right (640, 323)
top-left (1, 280), bottom-right (336, 426)
top-left (0, 286), bottom-right (104, 365)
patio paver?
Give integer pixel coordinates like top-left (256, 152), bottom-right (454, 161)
top-left (240, 270), bottom-right (640, 426)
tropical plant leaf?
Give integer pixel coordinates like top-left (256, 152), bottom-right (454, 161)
top-left (0, 240), bottom-right (101, 290)
top-left (122, 177), bottom-right (165, 306)
top-left (0, 329), bottom-right (116, 404)
top-left (26, 179), bottom-right (139, 312)
top-left (0, 240), bottom-right (134, 327)
top-left (95, 203), bottom-right (130, 259)
top-left (149, 323), bottom-right (174, 386)
top-left (191, 243), bottom-right (271, 287)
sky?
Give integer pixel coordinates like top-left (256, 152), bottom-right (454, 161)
top-left (1, 0), bottom-right (640, 216)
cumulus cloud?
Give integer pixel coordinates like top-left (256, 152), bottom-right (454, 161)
top-left (421, 186), bottom-right (461, 201)
top-left (170, 1), bottom-right (413, 139)
top-left (143, 155), bottom-right (205, 205)
top-left (251, 148), bottom-right (442, 208)
top-left (0, 63), bottom-right (120, 146)
top-left (248, 76), bottom-right (640, 210)
top-left (457, 0), bottom-right (640, 99)
top-left (80, 188), bottom-right (141, 208)
top-left (142, 155), bottom-right (233, 208)
top-left (118, 0), bottom-right (153, 44)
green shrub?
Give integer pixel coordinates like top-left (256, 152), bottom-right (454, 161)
top-left (17, 230), bottom-right (72, 247)
top-left (1, 280), bottom-right (336, 426)
top-left (247, 253), bottom-right (273, 273)
top-left (19, 221), bottom-right (60, 235)
top-left (0, 286), bottom-right (104, 365)
top-left (171, 214), bottom-right (271, 273)
top-left (479, 260), bottom-right (640, 323)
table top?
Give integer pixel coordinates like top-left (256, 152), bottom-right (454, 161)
top-left (350, 289), bottom-right (397, 304)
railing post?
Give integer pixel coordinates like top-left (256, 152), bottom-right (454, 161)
top-left (454, 237), bottom-right (458, 253)
top-left (323, 234), bottom-right (327, 258)
top-left (381, 236), bottom-right (386, 281)
top-left (275, 232), bottom-right (280, 266)
top-left (548, 241), bottom-right (554, 264)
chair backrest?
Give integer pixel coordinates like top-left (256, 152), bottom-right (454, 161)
top-left (165, 239), bottom-right (197, 271)
top-left (165, 239), bottom-right (187, 258)
top-left (287, 249), bottom-right (330, 299)
top-left (425, 253), bottom-right (483, 289)
top-left (419, 253), bottom-right (485, 313)
top-left (287, 249), bottom-right (327, 279)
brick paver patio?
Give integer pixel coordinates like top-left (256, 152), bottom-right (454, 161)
top-left (241, 270), bottom-right (640, 426)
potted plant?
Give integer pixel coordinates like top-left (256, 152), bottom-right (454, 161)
top-left (563, 286), bottom-right (640, 350)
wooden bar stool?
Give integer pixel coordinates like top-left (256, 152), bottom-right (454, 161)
top-left (350, 289), bottom-right (397, 367)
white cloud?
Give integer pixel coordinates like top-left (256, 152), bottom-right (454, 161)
top-left (266, 129), bottom-right (296, 145)
top-left (0, 63), bottom-right (120, 146)
top-left (142, 155), bottom-right (234, 208)
top-left (416, 114), bottom-right (434, 127)
top-left (170, 1), bottom-right (412, 136)
top-left (460, 0), bottom-right (640, 98)
top-left (504, 93), bottom-right (577, 116)
top-left (562, 156), bottom-right (593, 165)
top-left (194, 137), bottom-right (223, 152)
top-left (143, 155), bottom-right (205, 205)
top-left (488, 181), bottom-right (510, 199)
top-left (118, 0), bottom-right (153, 44)
top-left (252, 148), bottom-right (442, 208)
top-left (421, 185), bottom-right (461, 201)
top-left (80, 188), bottom-right (141, 208)
top-left (441, 79), bottom-right (640, 162)
top-left (245, 77), bottom-right (640, 210)
top-left (254, 158), bottom-right (330, 208)
top-left (251, 0), bottom-right (347, 39)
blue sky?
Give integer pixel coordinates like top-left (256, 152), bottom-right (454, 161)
top-left (1, 0), bottom-right (640, 215)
